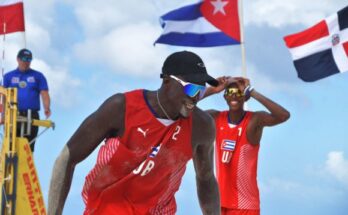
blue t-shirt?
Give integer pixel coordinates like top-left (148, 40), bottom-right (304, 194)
top-left (3, 68), bottom-right (49, 111)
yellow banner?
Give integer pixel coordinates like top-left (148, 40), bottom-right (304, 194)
top-left (15, 138), bottom-right (46, 215)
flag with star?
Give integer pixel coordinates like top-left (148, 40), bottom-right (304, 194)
top-left (154, 0), bottom-right (241, 47)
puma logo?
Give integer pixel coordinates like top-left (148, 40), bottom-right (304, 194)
top-left (137, 127), bottom-right (149, 137)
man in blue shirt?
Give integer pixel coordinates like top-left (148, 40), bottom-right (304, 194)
top-left (3, 48), bottom-right (51, 152)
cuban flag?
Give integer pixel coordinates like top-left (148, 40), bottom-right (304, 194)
top-left (155, 0), bottom-right (241, 47)
top-left (221, 139), bottom-right (236, 151)
top-left (284, 6), bottom-right (348, 82)
top-left (0, 0), bottom-right (25, 35)
top-left (149, 144), bottom-right (162, 158)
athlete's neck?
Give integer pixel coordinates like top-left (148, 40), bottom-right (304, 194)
top-left (146, 90), bottom-right (177, 120)
top-left (228, 109), bottom-right (246, 125)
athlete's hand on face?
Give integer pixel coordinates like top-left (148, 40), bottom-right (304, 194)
top-left (210, 76), bottom-right (230, 93)
top-left (234, 77), bottom-right (250, 92)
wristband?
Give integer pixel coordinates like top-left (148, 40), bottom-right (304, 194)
top-left (243, 85), bottom-right (254, 98)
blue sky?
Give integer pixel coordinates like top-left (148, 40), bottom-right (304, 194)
top-left (1, 0), bottom-right (348, 214)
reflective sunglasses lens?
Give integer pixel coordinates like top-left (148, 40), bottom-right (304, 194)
top-left (184, 84), bottom-right (206, 98)
top-left (225, 88), bottom-right (243, 97)
top-left (21, 57), bottom-right (32, 62)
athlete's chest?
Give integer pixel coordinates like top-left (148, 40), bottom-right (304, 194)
top-left (122, 117), bottom-right (192, 158)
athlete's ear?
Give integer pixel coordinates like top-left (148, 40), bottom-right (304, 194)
top-left (160, 74), bottom-right (171, 84)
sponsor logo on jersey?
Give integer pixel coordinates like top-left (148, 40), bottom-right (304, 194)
top-left (137, 127), bottom-right (149, 137)
top-left (11, 77), bottom-right (20, 84)
top-left (19, 81), bottom-right (27, 88)
top-left (27, 76), bottom-right (35, 83)
top-left (221, 139), bottom-right (236, 151)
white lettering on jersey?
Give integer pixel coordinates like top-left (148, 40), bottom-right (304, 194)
top-left (141, 160), bottom-right (155, 176)
top-left (133, 160), bottom-right (155, 176)
top-left (172, 125), bottom-right (181, 140)
top-left (238, 127), bottom-right (242, 136)
top-left (221, 151), bottom-right (232, 163)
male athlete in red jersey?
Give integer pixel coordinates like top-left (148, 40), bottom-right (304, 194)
top-left (48, 51), bottom-right (221, 215)
top-left (204, 77), bottom-right (290, 215)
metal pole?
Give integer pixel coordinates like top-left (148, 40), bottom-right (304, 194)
top-left (239, 0), bottom-right (247, 77)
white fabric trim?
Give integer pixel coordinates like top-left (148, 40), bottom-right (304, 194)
top-left (161, 17), bottom-right (220, 35)
top-left (157, 118), bottom-right (176, 126)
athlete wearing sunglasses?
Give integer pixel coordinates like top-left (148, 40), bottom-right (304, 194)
top-left (169, 75), bottom-right (207, 99)
top-left (49, 51), bottom-right (222, 215)
top-left (224, 87), bottom-right (244, 98)
top-left (204, 77), bottom-right (290, 215)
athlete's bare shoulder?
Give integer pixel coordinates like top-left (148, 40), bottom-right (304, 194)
top-left (96, 93), bottom-right (126, 136)
top-left (205, 109), bottom-right (220, 119)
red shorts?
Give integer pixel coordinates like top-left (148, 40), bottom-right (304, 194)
top-left (221, 207), bottom-right (260, 215)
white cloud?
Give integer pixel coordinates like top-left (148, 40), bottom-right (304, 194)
top-left (259, 178), bottom-right (300, 194)
top-left (245, 0), bottom-right (348, 28)
top-left (25, 21), bottom-right (51, 54)
top-left (74, 22), bottom-right (169, 77)
top-left (325, 151), bottom-right (348, 187)
top-left (23, 0), bottom-right (56, 28)
top-left (259, 177), bottom-right (346, 203)
top-left (31, 59), bottom-right (81, 108)
top-left (64, 0), bottom-right (158, 37)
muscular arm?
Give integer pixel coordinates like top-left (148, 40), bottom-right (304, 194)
top-left (205, 109), bottom-right (220, 119)
top-left (192, 109), bottom-right (220, 215)
top-left (48, 94), bottom-right (125, 215)
top-left (40, 90), bottom-right (51, 118)
top-left (202, 76), bottom-right (230, 99)
top-left (251, 90), bottom-right (290, 127)
top-left (247, 90), bottom-right (290, 144)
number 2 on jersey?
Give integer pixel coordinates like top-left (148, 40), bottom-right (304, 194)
top-left (172, 125), bottom-right (181, 140)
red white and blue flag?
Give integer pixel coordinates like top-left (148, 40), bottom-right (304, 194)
top-left (221, 139), bottom-right (236, 151)
top-left (0, 0), bottom-right (25, 35)
top-left (284, 6), bottom-right (348, 82)
top-left (155, 0), bottom-right (241, 47)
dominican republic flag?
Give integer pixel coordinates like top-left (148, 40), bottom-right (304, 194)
top-left (284, 6), bottom-right (348, 82)
top-left (221, 139), bottom-right (236, 151)
top-left (155, 0), bottom-right (241, 47)
top-left (0, 0), bottom-right (25, 35)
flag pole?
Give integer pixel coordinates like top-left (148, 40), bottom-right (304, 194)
top-left (239, 0), bottom-right (247, 77)
top-left (23, 3), bottom-right (27, 48)
top-left (1, 22), bottom-right (6, 84)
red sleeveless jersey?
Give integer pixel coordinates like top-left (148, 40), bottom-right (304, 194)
top-left (215, 111), bottom-right (260, 210)
top-left (82, 90), bottom-right (193, 215)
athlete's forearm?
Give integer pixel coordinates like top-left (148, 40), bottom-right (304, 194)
top-left (202, 76), bottom-right (230, 99)
top-left (41, 90), bottom-right (50, 111)
top-left (197, 175), bottom-right (221, 215)
top-left (251, 90), bottom-right (290, 122)
top-left (48, 146), bottom-right (74, 215)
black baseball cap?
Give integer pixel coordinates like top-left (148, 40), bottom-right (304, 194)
top-left (17, 48), bottom-right (33, 62)
top-left (161, 51), bottom-right (218, 86)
